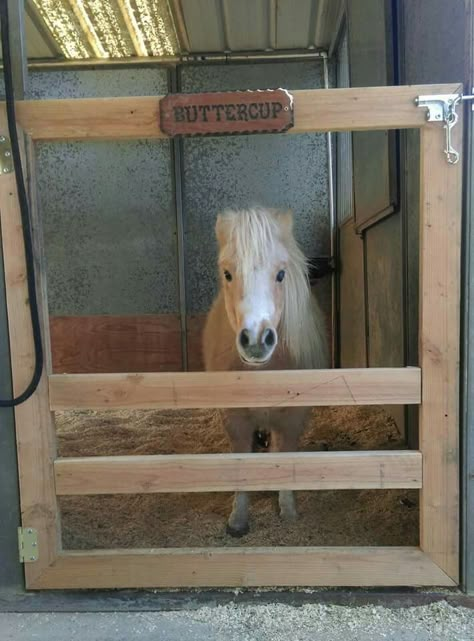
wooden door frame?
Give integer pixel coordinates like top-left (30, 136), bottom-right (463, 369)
top-left (0, 83), bottom-right (462, 588)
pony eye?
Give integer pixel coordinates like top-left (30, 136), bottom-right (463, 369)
top-left (224, 270), bottom-right (233, 282)
top-left (276, 270), bottom-right (285, 283)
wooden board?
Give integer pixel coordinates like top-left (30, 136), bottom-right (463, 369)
top-left (366, 213), bottom-right (404, 368)
top-left (418, 122), bottom-right (462, 582)
top-left (13, 84), bottom-right (461, 141)
top-left (186, 313), bottom-right (206, 371)
top-left (0, 116), bottom-right (59, 587)
top-left (31, 547), bottom-right (455, 589)
top-left (49, 313), bottom-right (207, 374)
top-left (338, 220), bottom-right (366, 367)
top-left (353, 130), bottom-right (395, 229)
top-left (54, 450), bottom-right (422, 495)
top-left (50, 315), bottom-right (183, 373)
top-left (48, 367), bottom-right (421, 410)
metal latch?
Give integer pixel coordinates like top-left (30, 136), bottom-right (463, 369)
top-left (0, 135), bottom-right (13, 174)
top-left (415, 93), bottom-right (461, 164)
top-left (18, 527), bottom-right (38, 563)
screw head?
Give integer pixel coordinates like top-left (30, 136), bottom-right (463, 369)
top-left (0, 136), bottom-right (5, 142)
top-left (3, 168), bottom-right (9, 173)
top-left (29, 556), bottom-right (36, 561)
top-left (5, 151), bottom-right (11, 157)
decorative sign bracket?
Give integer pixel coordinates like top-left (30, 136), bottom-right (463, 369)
top-left (160, 89), bottom-right (294, 137)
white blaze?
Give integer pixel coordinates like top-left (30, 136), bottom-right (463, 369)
top-left (239, 269), bottom-right (275, 340)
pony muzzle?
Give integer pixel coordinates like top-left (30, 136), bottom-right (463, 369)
top-left (237, 326), bottom-right (277, 365)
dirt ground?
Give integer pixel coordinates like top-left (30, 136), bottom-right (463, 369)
top-left (4, 602), bottom-right (474, 641)
top-left (56, 406), bottom-right (419, 549)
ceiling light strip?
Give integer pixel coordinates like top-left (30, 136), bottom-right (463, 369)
top-left (117, 0), bottom-right (149, 56)
top-left (31, 0), bottom-right (91, 58)
top-left (133, 0), bottom-right (178, 56)
top-left (86, 0), bottom-right (134, 57)
top-left (70, 0), bottom-right (109, 57)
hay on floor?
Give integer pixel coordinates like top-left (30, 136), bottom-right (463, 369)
top-left (55, 406), bottom-right (419, 549)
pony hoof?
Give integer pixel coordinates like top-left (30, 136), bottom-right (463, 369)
top-left (226, 523), bottom-right (249, 537)
top-left (280, 510), bottom-right (298, 522)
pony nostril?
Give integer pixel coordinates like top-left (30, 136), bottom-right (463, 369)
top-left (263, 328), bottom-right (276, 348)
top-left (239, 329), bottom-right (250, 349)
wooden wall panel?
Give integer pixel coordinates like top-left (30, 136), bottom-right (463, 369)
top-left (347, 0), bottom-right (397, 230)
top-left (49, 368), bottom-right (421, 411)
top-left (50, 315), bottom-right (184, 373)
top-left (186, 314), bottom-right (206, 371)
top-left (365, 215), bottom-right (404, 369)
top-left (338, 221), bottom-right (367, 367)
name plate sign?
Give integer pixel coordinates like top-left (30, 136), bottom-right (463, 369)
top-left (159, 89), bottom-right (294, 136)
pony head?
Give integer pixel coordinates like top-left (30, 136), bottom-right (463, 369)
top-left (215, 207), bottom-right (308, 367)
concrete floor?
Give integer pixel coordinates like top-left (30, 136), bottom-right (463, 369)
top-left (2, 601), bottom-right (474, 641)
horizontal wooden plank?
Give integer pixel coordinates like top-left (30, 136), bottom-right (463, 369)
top-left (32, 547), bottom-right (455, 589)
top-left (16, 96), bottom-right (163, 141)
top-left (54, 450), bottom-right (422, 495)
top-left (13, 84), bottom-right (462, 141)
top-left (290, 84), bottom-right (462, 134)
top-left (50, 314), bottom-right (206, 374)
top-left (50, 314), bottom-right (183, 374)
top-left (48, 367), bottom-right (421, 410)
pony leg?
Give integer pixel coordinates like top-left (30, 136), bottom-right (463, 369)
top-left (227, 492), bottom-right (250, 537)
top-left (278, 490), bottom-right (297, 521)
top-left (270, 428), bottom-right (300, 521)
top-left (223, 411), bottom-right (254, 537)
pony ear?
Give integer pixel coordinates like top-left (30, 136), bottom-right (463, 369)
top-left (277, 209), bottom-right (294, 236)
top-left (215, 213), bottom-right (231, 246)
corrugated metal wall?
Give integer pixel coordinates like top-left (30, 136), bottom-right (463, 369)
top-left (23, 62), bottom-right (332, 356)
top-left (180, 61), bottom-right (332, 316)
top-left (28, 69), bottom-right (177, 317)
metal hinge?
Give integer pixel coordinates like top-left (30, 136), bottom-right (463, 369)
top-left (18, 527), bottom-right (39, 563)
top-left (0, 135), bottom-right (13, 174)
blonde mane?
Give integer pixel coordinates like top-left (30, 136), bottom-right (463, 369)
top-left (218, 207), bottom-right (328, 369)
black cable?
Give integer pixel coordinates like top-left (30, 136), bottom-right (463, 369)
top-left (0, 0), bottom-right (43, 407)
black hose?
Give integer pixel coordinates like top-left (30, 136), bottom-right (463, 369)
top-left (0, 0), bottom-right (44, 407)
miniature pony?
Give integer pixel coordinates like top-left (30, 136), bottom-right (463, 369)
top-left (203, 207), bottom-right (328, 535)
